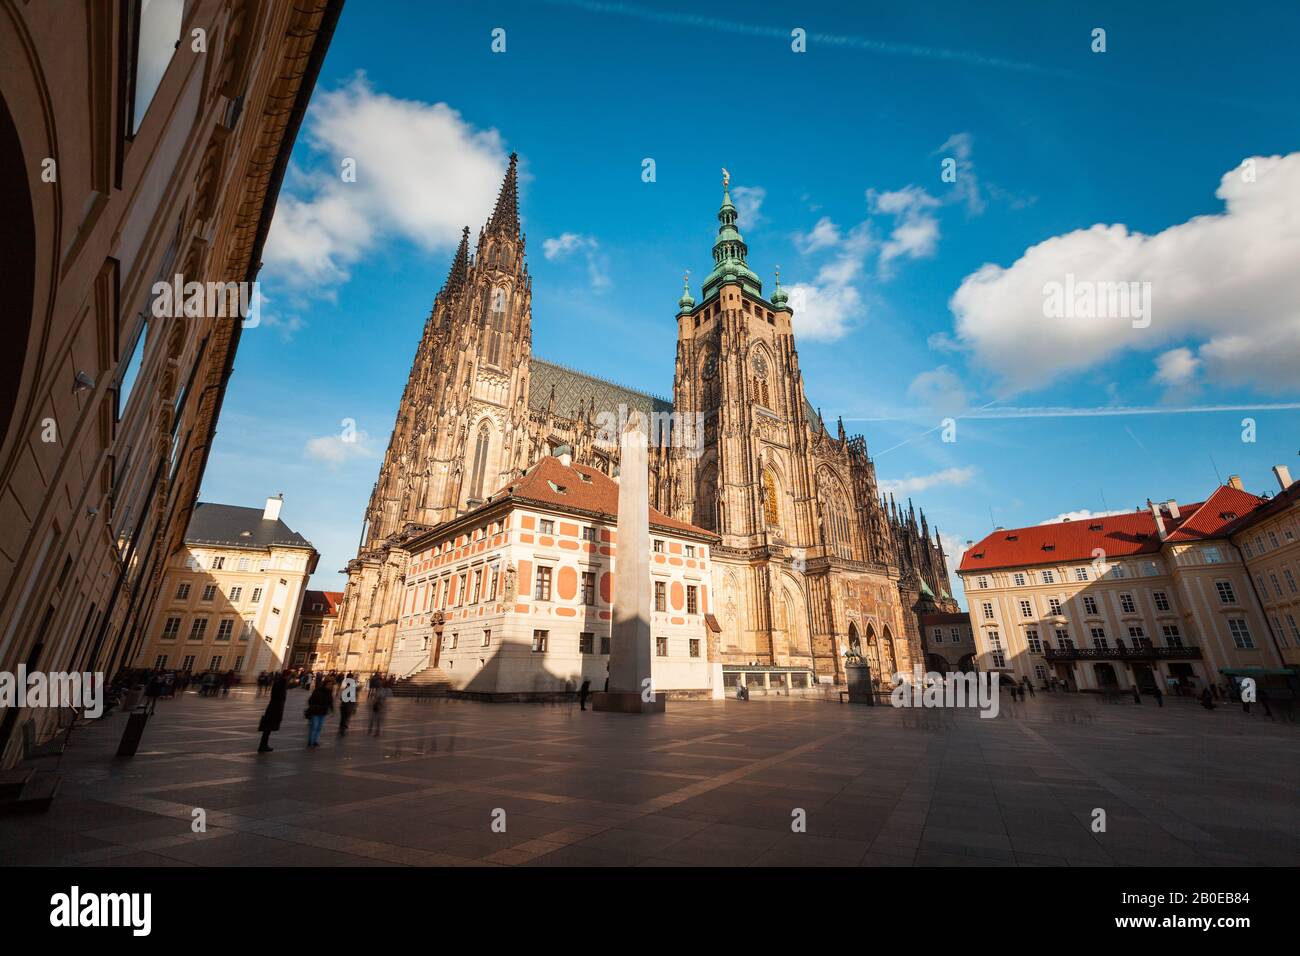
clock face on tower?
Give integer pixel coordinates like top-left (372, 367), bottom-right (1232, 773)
top-left (702, 352), bottom-right (718, 380)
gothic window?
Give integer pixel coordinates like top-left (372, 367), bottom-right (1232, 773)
top-left (487, 287), bottom-right (507, 366)
top-left (469, 423), bottom-right (492, 502)
top-left (698, 464), bottom-right (718, 531)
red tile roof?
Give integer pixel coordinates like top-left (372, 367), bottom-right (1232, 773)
top-left (958, 484), bottom-right (1267, 573)
top-left (484, 456), bottom-right (716, 539)
top-left (303, 590), bottom-right (343, 616)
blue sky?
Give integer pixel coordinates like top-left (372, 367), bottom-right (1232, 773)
top-left (200, 0), bottom-right (1300, 602)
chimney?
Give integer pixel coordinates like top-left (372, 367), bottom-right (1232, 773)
top-left (559, 452), bottom-right (572, 468)
top-left (1148, 500), bottom-right (1167, 541)
top-left (1227, 475), bottom-right (1244, 491)
top-left (1164, 499), bottom-right (1180, 520)
top-left (263, 494), bottom-right (283, 521)
top-left (1274, 465), bottom-right (1294, 492)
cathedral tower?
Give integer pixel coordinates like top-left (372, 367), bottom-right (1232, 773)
top-left (334, 155), bottom-right (534, 669)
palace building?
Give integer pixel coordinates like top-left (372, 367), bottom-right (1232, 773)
top-left (132, 496), bottom-right (318, 677)
top-left (957, 470), bottom-right (1296, 694)
top-left (331, 157), bottom-right (955, 689)
top-left (0, 0), bottom-right (339, 767)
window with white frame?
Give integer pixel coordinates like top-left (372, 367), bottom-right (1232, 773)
top-left (933, 627), bottom-right (943, 644)
top-left (1082, 596), bottom-right (1098, 615)
top-left (161, 616), bottom-right (181, 640)
top-left (188, 619), bottom-right (208, 641)
top-left (1127, 625), bottom-right (1149, 646)
top-left (1203, 546), bottom-right (1223, 564)
top-left (981, 601), bottom-right (994, 619)
top-left (1120, 593), bottom-right (1136, 614)
top-left (1013, 572), bottom-right (1026, 586)
top-left (1227, 618), bottom-right (1254, 649)
top-left (950, 627), bottom-right (961, 643)
top-left (1026, 628), bottom-right (1042, 653)
top-left (1215, 580), bottom-right (1236, 604)
top-left (532, 630), bottom-right (548, 652)
top-left (1019, 599), bottom-right (1033, 618)
top-left (1048, 597), bottom-right (1062, 615)
top-left (1042, 570), bottom-right (1055, 584)
top-left (1090, 626), bottom-right (1108, 648)
top-left (976, 577), bottom-right (989, 589)
top-left (1055, 628), bottom-right (1072, 649)
top-left (215, 619), bottom-right (234, 642)
top-left (1153, 590), bottom-right (1170, 612)
top-left (1075, 567), bottom-right (1089, 582)
top-left (1161, 624), bottom-right (1183, 647)
top-left (534, 566), bottom-right (553, 601)
top-left (175, 583), bottom-right (190, 600)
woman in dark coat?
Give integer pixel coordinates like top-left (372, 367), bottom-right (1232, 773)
top-left (257, 673), bottom-right (288, 752)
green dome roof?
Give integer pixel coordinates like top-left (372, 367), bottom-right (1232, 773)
top-left (677, 272), bottom-right (695, 313)
top-left (771, 267), bottom-right (790, 309)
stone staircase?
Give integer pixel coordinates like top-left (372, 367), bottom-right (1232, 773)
top-left (392, 664), bottom-right (454, 698)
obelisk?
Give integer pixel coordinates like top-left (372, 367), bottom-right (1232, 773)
top-left (594, 409), bottom-right (665, 713)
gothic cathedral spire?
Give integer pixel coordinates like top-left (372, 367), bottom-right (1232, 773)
top-left (485, 152), bottom-right (521, 237)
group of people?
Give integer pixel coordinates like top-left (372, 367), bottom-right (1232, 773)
top-left (256, 670), bottom-right (398, 752)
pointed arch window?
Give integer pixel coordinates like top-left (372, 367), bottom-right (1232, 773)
top-left (469, 423), bottom-right (492, 502)
top-left (487, 287), bottom-right (508, 366)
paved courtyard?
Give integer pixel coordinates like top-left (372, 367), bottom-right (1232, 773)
top-left (2, 688), bottom-right (1296, 867)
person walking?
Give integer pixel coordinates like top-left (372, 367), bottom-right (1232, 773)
top-left (305, 679), bottom-right (333, 747)
top-left (258, 672), bottom-right (288, 753)
top-left (368, 679), bottom-right (391, 736)
top-left (338, 673), bottom-right (358, 735)
top-left (1152, 684), bottom-right (1164, 708)
top-left (1131, 685), bottom-right (1141, 704)
top-left (579, 677), bottom-right (591, 711)
top-left (1200, 687), bottom-right (1216, 710)
top-left (143, 673), bottom-right (164, 714)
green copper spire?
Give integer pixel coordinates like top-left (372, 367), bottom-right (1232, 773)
top-left (771, 265), bottom-right (789, 310)
top-left (701, 168), bottom-right (763, 300)
top-left (677, 270), bottom-right (695, 314)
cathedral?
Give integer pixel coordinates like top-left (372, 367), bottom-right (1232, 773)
top-left (331, 155), bottom-right (957, 686)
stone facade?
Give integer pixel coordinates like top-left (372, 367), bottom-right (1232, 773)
top-left (389, 455), bottom-right (721, 697)
top-left (0, 0), bottom-right (340, 767)
top-left (332, 159), bottom-right (950, 687)
top-left (291, 590), bottom-right (343, 671)
top-left (132, 496), bottom-right (318, 676)
top-left (958, 476), bottom-right (1292, 693)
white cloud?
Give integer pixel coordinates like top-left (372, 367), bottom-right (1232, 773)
top-left (907, 366), bottom-right (970, 415)
top-left (264, 74), bottom-right (509, 292)
top-left (869, 186), bottom-right (941, 270)
top-left (949, 152), bottom-right (1300, 395)
top-left (933, 132), bottom-right (985, 215)
top-left (879, 466), bottom-right (976, 496)
top-left (795, 216), bottom-right (841, 254)
top-left (731, 186), bottom-right (765, 228)
top-left (305, 430), bottom-right (375, 467)
top-left (542, 232), bottom-right (609, 290)
top-left (786, 222), bottom-right (872, 341)
top-left (1153, 347), bottom-right (1200, 387)
top-left (1038, 508), bottom-right (1133, 525)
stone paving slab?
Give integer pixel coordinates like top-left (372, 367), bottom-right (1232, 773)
top-left (0, 686), bottom-right (1296, 867)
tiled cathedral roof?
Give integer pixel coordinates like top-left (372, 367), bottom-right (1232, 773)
top-left (530, 357), bottom-right (672, 422)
